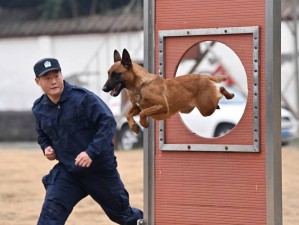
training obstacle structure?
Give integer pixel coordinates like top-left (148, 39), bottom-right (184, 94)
top-left (140, 0), bottom-right (281, 225)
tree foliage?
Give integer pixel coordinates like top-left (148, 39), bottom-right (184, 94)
top-left (0, 0), bottom-right (141, 21)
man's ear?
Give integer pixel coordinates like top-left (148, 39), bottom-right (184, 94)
top-left (35, 77), bottom-right (41, 86)
top-left (114, 50), bottom-right (121, 62)
top-left (121, 49), bottom-right (132, 69)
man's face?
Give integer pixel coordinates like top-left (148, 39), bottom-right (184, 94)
top-left (35, 70), bottom-right (64, 100)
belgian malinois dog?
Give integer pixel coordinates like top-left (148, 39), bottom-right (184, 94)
top-left (103, 49), bottom-right (234, 133)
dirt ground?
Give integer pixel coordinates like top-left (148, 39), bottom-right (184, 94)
top-left (0, 142), bottom-right (298, 225)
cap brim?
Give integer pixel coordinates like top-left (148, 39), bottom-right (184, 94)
top-left (36, 67), bottom-right (61, 77)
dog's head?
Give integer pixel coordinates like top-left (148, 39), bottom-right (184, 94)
top-left (102, 49), bottom-right (132, 97)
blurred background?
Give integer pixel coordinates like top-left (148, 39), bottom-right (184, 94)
top-left (0, 1), bottom-right (298, 225)
top-left (0, 0), bottom-right (144, 148)
top-left (0, 0), bottom-right (298, 150)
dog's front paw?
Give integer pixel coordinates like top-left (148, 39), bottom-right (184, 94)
top-left (131, 124), bottom-right (140, 134)
top-left (140, 118), bottom-right (149, 128)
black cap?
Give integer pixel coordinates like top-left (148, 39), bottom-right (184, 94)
top-left (33, 58), bottom-right (61, 77)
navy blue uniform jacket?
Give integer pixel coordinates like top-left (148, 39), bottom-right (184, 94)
top-left (32, 81), bottom-right (117, 175)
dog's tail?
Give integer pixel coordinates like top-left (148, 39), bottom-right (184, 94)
top-left (207, 75), bottom-right (227, 83)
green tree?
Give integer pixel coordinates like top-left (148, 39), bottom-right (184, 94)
top-left (0, 0), bottom-right (141, 20)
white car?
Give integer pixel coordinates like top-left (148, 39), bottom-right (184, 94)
top-left (281, 107), bottom-right (299, 145)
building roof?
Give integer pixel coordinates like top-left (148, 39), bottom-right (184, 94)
top-left (0, 14), bottom-right (143, 38)
top-left (1, 2), bottom-right (294, 38)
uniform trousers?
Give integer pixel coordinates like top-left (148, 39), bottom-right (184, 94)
top-left (37, 164), bottom-right (143, 225)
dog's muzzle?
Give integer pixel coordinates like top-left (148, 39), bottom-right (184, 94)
top-left (102, 84), bottom-right (110, 92)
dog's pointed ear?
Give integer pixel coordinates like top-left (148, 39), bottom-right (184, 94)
top-left (121, 49), bottom-right (132, 69)
top-left (114, 50), bottom-right (121, 62)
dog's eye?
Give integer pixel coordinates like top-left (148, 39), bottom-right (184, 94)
top-left (111, 72), bottom-right (121, 79)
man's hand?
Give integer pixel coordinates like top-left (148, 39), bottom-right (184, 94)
top-left (75, 151), bottom-right (92, 167)
top-left (44, 146), bottom-right (56, 161)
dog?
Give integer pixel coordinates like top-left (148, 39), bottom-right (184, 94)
top-left (103, 49), bottom-right (234, 134)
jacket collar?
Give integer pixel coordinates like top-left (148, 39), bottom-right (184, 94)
top-left (59, 81), bottom-right (72, 102)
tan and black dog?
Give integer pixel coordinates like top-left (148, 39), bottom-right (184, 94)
top-left (103, 49), bottom-right (234, 133)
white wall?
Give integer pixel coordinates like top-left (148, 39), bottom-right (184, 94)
top-left (1, 23), bottom-right (298, 114)
top-left (0, 31), bottom-right (144, 111)
top-left (281, 21), bottom-right (299, 113)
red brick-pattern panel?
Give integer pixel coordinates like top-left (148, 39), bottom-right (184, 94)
top-left (154, 0), bottom-right (266, 224)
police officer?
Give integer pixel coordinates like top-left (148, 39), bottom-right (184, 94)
top-left (32, 58), bottom-right (143, 225)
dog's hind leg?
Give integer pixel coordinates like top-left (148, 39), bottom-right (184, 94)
top-left (196, 105), bottom-right (217, 117)
top-left (220, 86), bottom-right (234, 99)
top-left (208, 75), bottom-right (227, 83)
top-left (195, 94), bottom-right (220, 117)
top-left (139, 104), bottom-right (169, 126)
top-left (179, 105), bottom-right (195, 114)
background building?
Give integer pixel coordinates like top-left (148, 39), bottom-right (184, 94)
top-left (0, 0), bottom-right (143, 141)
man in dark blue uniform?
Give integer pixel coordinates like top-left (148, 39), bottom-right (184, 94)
top-left (32, 58), bottom-right (143, 225)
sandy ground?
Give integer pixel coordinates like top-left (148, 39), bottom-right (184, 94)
top-left (0, 142), bottom-right (298, 225)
